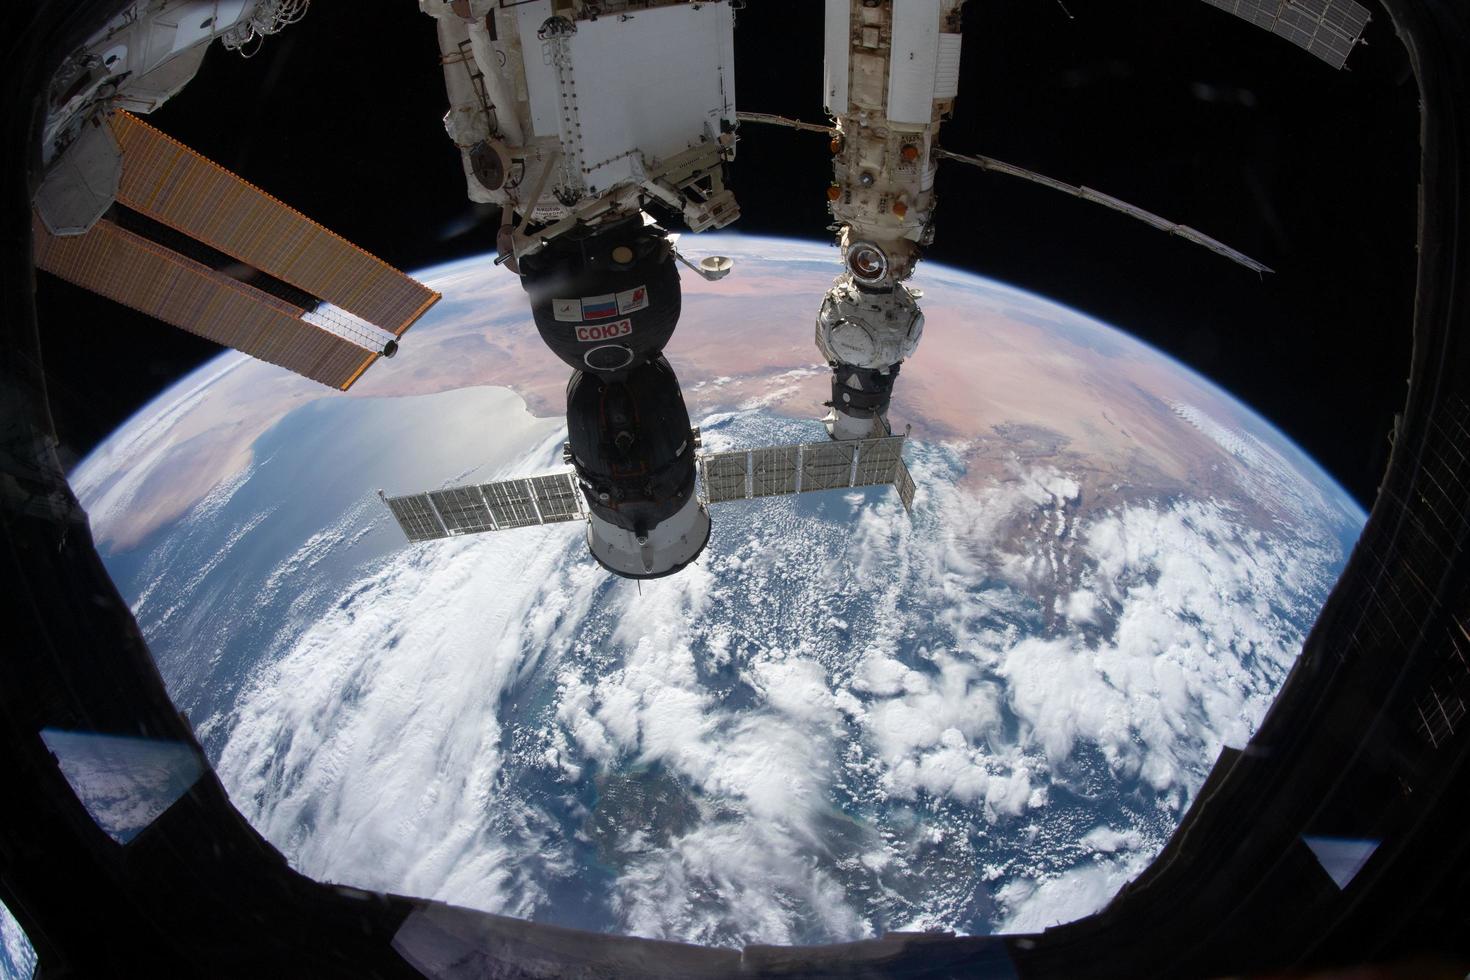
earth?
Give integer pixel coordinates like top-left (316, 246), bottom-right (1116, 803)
top-left (1, 233), bottom-right (1365, 971)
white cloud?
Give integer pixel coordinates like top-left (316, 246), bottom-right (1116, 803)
top-left (0, 899), bottom-right (35, 980)
top-left (191, 408), bottom-right (1349, 946)
top-left (996, 848), bottom-right (1153, 934)
top-left (74, 239), bottom-right (1365, 948)
top-left (215, 526), bottom-right (592, 916)
top-left (614, 818), bottom-right (868, 946)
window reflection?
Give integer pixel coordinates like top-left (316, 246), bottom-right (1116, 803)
top-left (40, 728), bottom-right (204, 845)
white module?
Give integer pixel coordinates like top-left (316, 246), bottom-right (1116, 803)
top-left (37, 0), bottom-right (306, 235)
top-left (825, 0), bottom-right (965, 280)
top-left (44, 0), bottom-right (270, 153)
top-left (585, 495), bottom-right (711, 579)
top-left (423, 0), bottom-right (739, 259)
top-left (815, 275), bottom-right (923, 370)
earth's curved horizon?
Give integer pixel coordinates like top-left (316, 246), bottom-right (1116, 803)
top-left (1, 234), bottom-right (1364, 971)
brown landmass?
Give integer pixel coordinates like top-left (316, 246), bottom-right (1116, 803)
top-left (75, 245), bottom-right (1268, 551)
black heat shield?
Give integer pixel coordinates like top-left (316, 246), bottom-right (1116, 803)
top-left (2, 0), bottom-right (1469, 977)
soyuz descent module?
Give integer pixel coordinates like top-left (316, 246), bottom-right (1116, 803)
top-left (28, 0), bottom-right (1372, 580)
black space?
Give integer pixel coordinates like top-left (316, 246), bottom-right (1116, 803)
top-left (34, 1), bottom-right (1419, 509)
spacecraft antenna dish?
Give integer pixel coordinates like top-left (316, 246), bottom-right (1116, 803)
top-left (674, 248), bottom-right (734, 281)
top-left (699, 255), bottom-right (733, 279)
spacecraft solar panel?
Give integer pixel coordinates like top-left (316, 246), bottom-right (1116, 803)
top-left (429, 486), bottom-right (498, 535)
top-left (1197, 0), bottom-right (1369, 68)
top-left (700, 451), bottom-right (751, 504)
top-left (528, 473), bottom-right (585, 523)
top-left (385, 473), bottom-right (587, 544)
top-left (384, 494), bottom-right (448, 543)
top-left (802, 440), bottom-right (858, 492)
top-left (1080, 188), bottom-right (1176, 232)
top-left (750, 445), bottom-right (801, 498)
top-left (110, 111), bottom-right (440, 337)
top-left (481, 480), bottom-right (540, 530)
top-left (700, 436), bottom-right (913, 511)
top-left (853, 436), bottom-right (903, 487)
top-left (895, 459), bottom-right (917, 512)
top-left (32, 215), bottom-right (381, 389)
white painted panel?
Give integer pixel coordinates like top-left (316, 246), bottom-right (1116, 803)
top-left (823, 0), bottom-right (851, 115)
top-left (718, 3), bottom-right (737, 126)
top-left (934, 32), bottom-right (962, 99)
top-left (565, 3), bottom-right (734, 194)
top-left (144, 21), bottom-right (180, 69)
top-left (169, 1), bottom-right (248, 53)
top-left (887, 0), bottom-right (941, 124)
top-left (100, 43), bottom-right (128, 72)
top-left (514, 1), bottom-right (561, 138)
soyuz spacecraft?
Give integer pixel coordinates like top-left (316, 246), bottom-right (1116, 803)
top-left (29, 0), bottom-right (1372, 581)
top-left (383, 0), bottom-right (921, 579)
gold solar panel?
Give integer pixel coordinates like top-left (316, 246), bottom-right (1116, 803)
top-left (110, 111), bottom-right (439, 337)
top-left (34, 214), bottom-right (380, 390)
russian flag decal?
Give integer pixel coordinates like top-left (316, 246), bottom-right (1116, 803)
top-left (581, 294), bottom-right (619, 319)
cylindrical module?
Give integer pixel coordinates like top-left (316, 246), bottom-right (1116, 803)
top-left (815, 0), bottom-right (966, 439)
top-left (565, 355), bottom-right (709, 578)
top-left (825, 363), bottom-right (901, 440)
top-left (519, 216), bottom-right (682, 378)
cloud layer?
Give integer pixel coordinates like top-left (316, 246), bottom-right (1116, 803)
top-left (196, 405), bottom-right (1355, 945)
top-left (68, 236), bottom-right (1365, 951)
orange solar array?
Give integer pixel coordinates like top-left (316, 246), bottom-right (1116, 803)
top-left (34, 214), bottom-right (379, 390)
top-left (110, 110), bottom-right (438, 338)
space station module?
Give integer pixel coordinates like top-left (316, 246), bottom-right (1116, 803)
top-left (817, 0), bottom-right (964, 439)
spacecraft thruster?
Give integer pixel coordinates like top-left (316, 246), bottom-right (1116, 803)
top-left (29, 1), bottom-right (436, 391)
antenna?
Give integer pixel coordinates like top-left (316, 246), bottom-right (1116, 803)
top-left (673, 249), bottom-right (734, 281)
top-left (932, 147), bottom-right (1274, 274)
top-left (736, 111), bottom-right (1272, 274)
